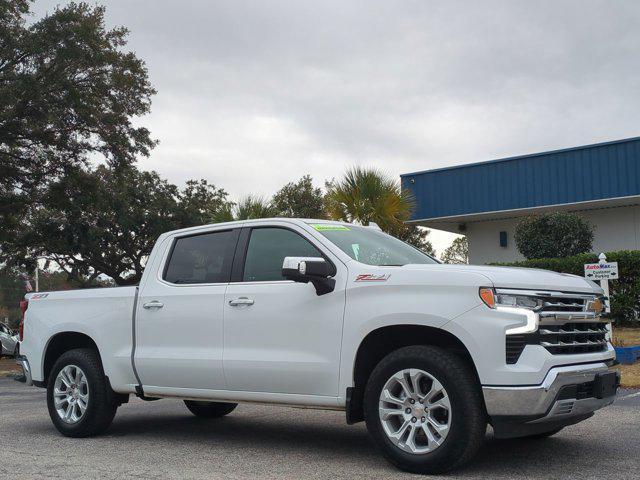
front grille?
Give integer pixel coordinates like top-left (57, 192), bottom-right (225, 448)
top-left (505, 321), bottom-right (608, 363)
top-left (539, 297), bottom-right (587, 313)
top-left (538, 322), bottom-right (608, 355)
top-left (501, 290), bottom-right (608, 364)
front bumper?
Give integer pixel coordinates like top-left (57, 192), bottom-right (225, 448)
top-left (483, 362), bottom-right (619, 438)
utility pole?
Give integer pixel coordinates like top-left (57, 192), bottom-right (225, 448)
top-left (35, 263), bottom-right (39, 292)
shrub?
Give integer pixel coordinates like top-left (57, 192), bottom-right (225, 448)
top-left (514, 212), bottom-right (594, 259)
top-left (492, 250), bottom-right (640, 327)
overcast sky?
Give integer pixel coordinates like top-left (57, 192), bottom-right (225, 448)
top-left (33, 1), bottom-right (640, 253)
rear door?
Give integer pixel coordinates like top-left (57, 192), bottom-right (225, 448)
top-left (134, 227), bottom-right (240, 391)
top-left (223, 223), bottom-right (346, 397)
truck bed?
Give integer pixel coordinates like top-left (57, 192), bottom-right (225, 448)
top-left (22, 286), bottom-right (138, 391)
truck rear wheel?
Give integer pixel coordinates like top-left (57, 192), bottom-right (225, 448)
top-left (47, 348), bottom-right (118, 437)
top-left (184, 400), bottom-right (237, 418)
top-left (363, 345), bottom-right (486, 474)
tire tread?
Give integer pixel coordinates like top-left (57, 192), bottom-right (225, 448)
top-left (363, 345), bottom-right (486, 474)
top-left (47, 348), bottom-right (117, 437)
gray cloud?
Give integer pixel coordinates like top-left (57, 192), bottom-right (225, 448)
top-left (32, 0), bottom-right (640, 251)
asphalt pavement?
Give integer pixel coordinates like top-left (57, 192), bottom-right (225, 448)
top-left (1, 377), bottom-right (638, 479)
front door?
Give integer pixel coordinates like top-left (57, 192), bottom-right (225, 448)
top-left (223, 225), bottom-right (346, 397)
top-left (135, 228), bottom-right (239, 391)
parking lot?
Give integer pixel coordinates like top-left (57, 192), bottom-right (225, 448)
top-left (0, 377), bottom-right (638, 479)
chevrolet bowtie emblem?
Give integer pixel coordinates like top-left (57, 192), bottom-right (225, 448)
top-left (587, 298), bottom-right (604, 315)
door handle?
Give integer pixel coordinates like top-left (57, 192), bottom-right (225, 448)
top-left (228, 297), bottom-right (254, 307)
top-left (143, 301), bottom-right (164, 309)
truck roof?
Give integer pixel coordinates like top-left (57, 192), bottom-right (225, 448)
top-left (159, 218), bottom-right (354, 239)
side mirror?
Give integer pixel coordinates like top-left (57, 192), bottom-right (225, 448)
top-left (282, 257), bottom-right (335, 296)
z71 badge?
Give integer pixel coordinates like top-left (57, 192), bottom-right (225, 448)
top-left (30, 293), bottom-right (49, 299)
top-left (355, 274), bottom-right (391, 282)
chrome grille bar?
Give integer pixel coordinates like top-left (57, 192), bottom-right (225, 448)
top-left (542, 301), bottom-right (585, 309)
top-left (539, 327), bottom-right (608, 335)
top-left (541, 340), bottom-right (608, 348)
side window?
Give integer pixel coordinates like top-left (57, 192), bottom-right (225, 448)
top-left (164, 230), bottom-right (238, 284)
top-left (243, 228), bottom-right (322, 282)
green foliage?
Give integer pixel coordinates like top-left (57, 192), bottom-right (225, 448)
top-left (0, 267), bottom-right (111, 328)
top-left (213, 195), bottom-right (277, 222)
top-left (441, 237), bottom-right (469, 264)
top-left (0, 0), bottom-right (156, 259)
top-left (325, 167), bottom-right (434, 254)
top-left (0, 267), bottom-right (25, 329)
top-left (514, 212), bottom-right (594, 259)
top-left (272, 175), bottom-right (326, 219)
top-left (492, 251), bottom-right (640, 326)
top-left (174, 179), bottom-right (229, 226)
top-left (325, 167), bottom-right (413, 231)
top-left (394, 226), bottom-right (435, 256)
top-left (5, 166), bottom-right (230, 286)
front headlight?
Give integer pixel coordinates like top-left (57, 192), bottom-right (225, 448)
top-left (479, 288), bottom-right (544, 310)
top-left (479, 287), bottom-right (540, 334)
top-left (495, 292), bottom-right (544, 310)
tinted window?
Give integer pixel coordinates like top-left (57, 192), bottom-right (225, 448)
top-left (243, 228), bottom-right (321, 282)
top-left (164, 230), bottom-right (237, 284)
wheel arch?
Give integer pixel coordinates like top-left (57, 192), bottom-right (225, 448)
top-left (42, 331), bottom-right (102, 384)
top-left (347, 324), bottom-right (482, 424)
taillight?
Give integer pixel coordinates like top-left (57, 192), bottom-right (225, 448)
top-left (19, 299), bottom-right (28, 341)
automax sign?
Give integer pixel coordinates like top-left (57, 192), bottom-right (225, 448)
top-left (584, 262), bottom-right (619, 280)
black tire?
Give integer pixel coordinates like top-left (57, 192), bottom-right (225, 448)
top-left (184, 400), bottom-right (237, 418)
top-left (364, 345), bottom-right (486, 474)
top-left (47, 348), bottom-right (118, 437)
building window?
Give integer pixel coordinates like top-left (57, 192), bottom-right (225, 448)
top-left (499, 231), bottom-right (508, 248)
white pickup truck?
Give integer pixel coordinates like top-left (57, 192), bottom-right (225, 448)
top-left (17, 218), bottom-right (619, 473)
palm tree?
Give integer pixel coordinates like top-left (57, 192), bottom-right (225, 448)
top-left (325, 167), bottom-right (414, 232)
top-left (326, 167), bottom-right (434, 254)
top-left (213, 195), bottom-right (277, 222)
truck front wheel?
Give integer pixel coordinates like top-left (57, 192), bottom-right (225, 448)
top-left (184, 400), bottom-right (237, 418)
top-left (363, 345), bottom-right (486, 474)
top-left (47, 348), bottom-right (118, 437)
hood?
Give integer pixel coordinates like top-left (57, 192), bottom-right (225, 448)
top-left (402, 264), bottom-right (601, 294)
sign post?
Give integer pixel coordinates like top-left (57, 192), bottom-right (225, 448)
top-left (583, 253), bottom-right (618, 314)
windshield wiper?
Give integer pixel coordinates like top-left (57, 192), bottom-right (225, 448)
top-left (378, 264), bottom-right (404, 267)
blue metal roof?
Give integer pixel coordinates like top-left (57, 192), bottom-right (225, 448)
top-left (401, 137), bottom-right (640, 221)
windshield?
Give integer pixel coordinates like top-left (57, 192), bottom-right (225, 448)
top-left (311, 224), bottom-right (438, 266)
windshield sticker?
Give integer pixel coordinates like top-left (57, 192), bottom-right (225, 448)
top-left (311, 224), bottom-right (350, 231)
top-left (355, 274), bottom-right (391, 282)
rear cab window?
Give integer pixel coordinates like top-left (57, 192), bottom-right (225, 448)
top-left (163, 229), bottom-right (239, 284)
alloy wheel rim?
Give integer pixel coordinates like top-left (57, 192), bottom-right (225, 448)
top-left (378, 368), bottom-right (452, 454)
top-left (53, 365), bottom-right (89, 424)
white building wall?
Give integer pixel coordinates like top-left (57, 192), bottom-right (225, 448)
top-left (465, 219), bottom-right (524, 265)
top-left (465, 204), bottom-right (640, 265)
